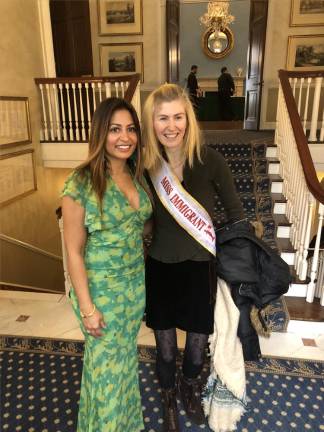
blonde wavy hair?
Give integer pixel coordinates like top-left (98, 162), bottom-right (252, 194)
top-left (142, 83), bottom-right (202, 171)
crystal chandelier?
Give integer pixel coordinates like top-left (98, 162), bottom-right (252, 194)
top-left (200, 1), bottom-right (235, 33)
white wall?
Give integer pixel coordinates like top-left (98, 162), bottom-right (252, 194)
top-left (260, 0), bottom-right (324, 129)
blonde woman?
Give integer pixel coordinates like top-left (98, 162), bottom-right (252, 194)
top-left (142, 83), bottom-right (244, 431)
top-left (62, 97), bottom-right (152, 431)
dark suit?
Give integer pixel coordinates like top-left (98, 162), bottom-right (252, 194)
top-left (218, 72), bottom-right (235, 120)
top-left (187, 71), bottom-right (199, 113)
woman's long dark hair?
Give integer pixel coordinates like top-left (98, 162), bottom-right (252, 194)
top-left (77, 97), bottom-right (145, 209)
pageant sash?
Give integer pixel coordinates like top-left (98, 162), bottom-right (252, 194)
top-left (150, 160), bottom-right (216, 256)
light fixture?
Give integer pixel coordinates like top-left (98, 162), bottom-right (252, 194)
top-left (200, 1), bottom-right (235, 34)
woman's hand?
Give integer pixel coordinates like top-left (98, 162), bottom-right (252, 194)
top-left (82, 309), bottom-right (106, 338)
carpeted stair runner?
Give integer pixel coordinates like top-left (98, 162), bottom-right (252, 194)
top-left (205, 131), bottom-right (289, 330)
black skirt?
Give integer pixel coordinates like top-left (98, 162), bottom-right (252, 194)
top-left (145, 256), bottom-right (215, 335)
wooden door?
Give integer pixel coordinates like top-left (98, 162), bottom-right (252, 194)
top-left (244, 0), bottom-right (268, 130)
top-left (50, 0), bottom-right (93, 77)
top-left (166, 0), bottom-right (180, 83)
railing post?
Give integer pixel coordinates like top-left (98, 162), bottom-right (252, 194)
top-left (309, 76), bottom-right (323, 142)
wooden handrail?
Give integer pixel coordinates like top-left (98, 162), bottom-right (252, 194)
top-left (281, 70), bottom-right (324, 79)
top-left (278, 69), bottom-right (324, 204)
top-left (34, 73), bottom-right (140, 85)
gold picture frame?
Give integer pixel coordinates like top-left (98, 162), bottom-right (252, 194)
top-left (0, 149), bottom-right (37, 207)
top-left (98, 0), bottom-right (143, 36)
top-left (287, 35), bottom-right (324, 71)
top-left (99, 42), bottom-right (144, 82)
top-left (201, 27), bottom-right (234, 60)
top-left (0, 96), bottom-right (32, 149)
top-left (290, 0), bottom-right (324, 26)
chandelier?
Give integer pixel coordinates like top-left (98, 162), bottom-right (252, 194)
top-left (200, 1), bottom-right (235, 34)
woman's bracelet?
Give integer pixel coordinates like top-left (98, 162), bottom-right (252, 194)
top-left (80, 303), bottom-right (96, 318)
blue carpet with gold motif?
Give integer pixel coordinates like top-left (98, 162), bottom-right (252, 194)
top-left (1, 336), bottom-right (323, 431)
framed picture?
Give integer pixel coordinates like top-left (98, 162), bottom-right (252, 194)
top-left (100, 42), bottom-right (144, 82)
top-left (0, 149), bottom-right (37, 207)
top-left (290, 0), bottom-right (324, 26)
top-left (98, 0), bottom-right (143, 35)
top-left (0, 96), bottom-right (32, 148)
top-left (287, 35), bottom-right (324, 71)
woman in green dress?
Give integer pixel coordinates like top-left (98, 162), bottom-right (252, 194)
top-left (62, 97), bottom-right (152, 432)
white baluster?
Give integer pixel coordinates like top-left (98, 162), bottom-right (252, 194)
top-left (85, 83), bottom-right (91, 137)
top-left (58, 83), bottom-right (67, 141)
top-left (78, 83), bottom-right (86, 141)
top-left (307, 203), bottom-right (324, 302)
top-left (300, 196), bottom-right (315, 280)
top-left (115, 82), bottom-right (119, 97)
top-left (105, 82), bottom-right (111, 98)
top-left (121, 81), bottom-right (125, 98)
top-left (72, 83), bottom-right (80, 141)
top-left (302, 78), bottom-right (311, 134)
top-left (297, 77), bottom-right (304, 116)
top-left (320, 107), bottom-right (324, 142)
top-left (92, 82), bottom-right (97, 112)
top-left (65, 83), bottom-right (74, 141)
top-left (52, 83), bottom-right (61, 141)
top-left (309, 76), bottom-right (323, 142)
top-left (292, 77), bottom-right (297, 98)
top-left (39, 84), bottom-right (49, 141)
top-left (45, 83), bottom-right (55, 140)
top-left (98, 82), bottom-right (103, 103)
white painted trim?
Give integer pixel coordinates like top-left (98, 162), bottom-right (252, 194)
top-left (287, 319), bottom-right (324, 336)
top-left (285, 283), bottom-right (307, 297)
top-left (37, 0), bottom-right (56, 77)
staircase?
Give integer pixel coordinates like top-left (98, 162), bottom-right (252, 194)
top-left (203, 130), bottom-right (323, 330)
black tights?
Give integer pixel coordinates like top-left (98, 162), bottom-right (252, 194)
top-left (154, 329), bottom-right (208, 389)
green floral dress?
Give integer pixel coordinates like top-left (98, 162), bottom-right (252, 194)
top-left (62, 170), bottom-right (152, 432)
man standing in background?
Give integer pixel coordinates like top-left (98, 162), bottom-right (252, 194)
top-left (218, 66), bottom-right (235, 120)
top-left (187, 65), bottom-right (202, 116)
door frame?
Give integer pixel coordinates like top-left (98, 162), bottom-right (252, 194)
top-left (37, 0), bottom-right (56, 77)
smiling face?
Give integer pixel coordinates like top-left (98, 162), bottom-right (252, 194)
top-left (153, 99), bottom-right (187, 151)
top-left (106, 109), bottom-right (138, 163)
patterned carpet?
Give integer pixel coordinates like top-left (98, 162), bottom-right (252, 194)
top-left (1, 336), bottom-right (323, 432)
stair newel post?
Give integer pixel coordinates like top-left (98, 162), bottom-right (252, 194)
top-left (45, 83), bottom-right (55, 141)
top-left (39, 83), bottom-right (48, 141)
top-left (309, 76), bottom-right (323, 142)
top-left (72, 83), bottom-right (80, 141)
top-left (85, 83), bottom-right (91, 139)
top-left (58, 83), bottom-right (67, 141)
top-left (53, 83), bottom-right (61, 141)
top-left (307, 202), bottom-right (324, 302)
top-left (65, 83), bottom-right (74, 141)
top-left (78, 83), bottom-right (86, 141)
top-left (300, 195), bottom-right (315, 280)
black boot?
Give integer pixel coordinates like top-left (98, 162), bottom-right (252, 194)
top-left (178, 375), bottom-right (206, 425)
top-left (161, 388), bottom-right (180, 432)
